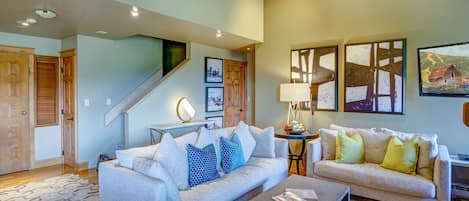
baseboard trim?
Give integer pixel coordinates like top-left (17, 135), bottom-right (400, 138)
top-left (76, 162), bottom-right (89, 171)
top-left (32, 156), bottom-right (63, 169)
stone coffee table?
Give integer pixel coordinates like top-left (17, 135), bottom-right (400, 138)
top-left (250, 175), bottom-right (350, 201)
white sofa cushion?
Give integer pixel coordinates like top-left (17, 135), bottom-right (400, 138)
top-left (153, 132), bottom-right (198, 190)
top-left (198, 127), bottom-right (230, 174)
top-left (358, 129), bottom-right (392, 164)
top-left (314, 160), bottom-right (435, 198)
top-left (116, 144), bottom-right (159, 169)
top-left (179, 157), bottom-right (286, 201)
top-left (249, 126), bottom-right (276, 158)
top-left (132, 157), bottom-right (180, 201)
top-left (318, 128), bottom-right (338, 160)
top-left (233, 121), bottom-right (257, 162)
top-left (381, 128), bottom-right (438, 180)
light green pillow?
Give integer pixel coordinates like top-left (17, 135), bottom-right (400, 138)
top-left (381, 136), bottom-right (419, 175)
top-left (335, 130), bottom-right (364, 164)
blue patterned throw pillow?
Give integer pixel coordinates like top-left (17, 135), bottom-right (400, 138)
top-left (187, 143), bottom-right (219, 187)
top-left (220, 134), bottom-right (246, 174)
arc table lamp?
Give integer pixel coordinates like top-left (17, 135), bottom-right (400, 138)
top-left (279, 83), bottom-right (310, 132)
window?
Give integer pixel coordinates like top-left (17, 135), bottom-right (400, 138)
top-left (35, 55), bottom-right (59, 126)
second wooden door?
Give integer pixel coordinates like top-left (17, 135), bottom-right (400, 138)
top-left (61, 50), bottom-right (76, 168)
top-left (224, 59), bottom-right (247, 127)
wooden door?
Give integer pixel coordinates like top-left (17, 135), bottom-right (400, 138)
top-left (224, 59), bottom-right (247, 127)
top-left (0, 50), bottom-right (31, 174)
top-left (61, 50), bottom-right (76, 168)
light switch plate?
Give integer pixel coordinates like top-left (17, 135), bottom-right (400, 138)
top-left (84, 99), bottom-right (90, 107)
top-left (106, 98), bottom-right (112, 106)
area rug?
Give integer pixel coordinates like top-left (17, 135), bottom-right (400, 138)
top-left (0, 174), bottom-right (98, 201)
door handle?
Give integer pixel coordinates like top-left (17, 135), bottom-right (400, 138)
top-left (21, 111), bottom-right (27, 116)
top-left (239, 109), bottom-right (244, 112)
top-left (66, 117), bottom-right (74, 121)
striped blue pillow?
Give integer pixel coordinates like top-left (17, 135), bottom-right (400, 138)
top-left (187, 144), bottom-right (219, 187)
top-left (220, 134), bottom-right (246, 173)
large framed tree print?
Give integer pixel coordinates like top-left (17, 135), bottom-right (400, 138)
top-left (344, 39), bottom-right (406, 114)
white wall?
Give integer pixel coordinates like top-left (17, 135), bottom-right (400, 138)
top-left (0, 32), bottom-right (63, 161)
top-left (126, 42), bottom-right (246, 147)
top-left (115, 0), bottom-right (264, 42)
top-left (256, 0), bottom-right (469, 155)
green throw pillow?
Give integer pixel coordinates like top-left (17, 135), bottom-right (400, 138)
top-left (381, 136), bottom-right (419, 175)
top-left (335, 130), bottom-right (364, 164)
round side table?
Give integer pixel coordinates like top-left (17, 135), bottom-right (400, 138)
top-left (275, 131), bottom-right (318, 175)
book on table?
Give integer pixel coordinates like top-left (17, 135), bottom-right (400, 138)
top-left (272, 188), bottom-right (318, 201)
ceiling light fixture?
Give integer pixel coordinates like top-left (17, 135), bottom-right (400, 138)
top-left (26, 18), bottom-right (37, 24)
top-left (35, 9), bottom-right (57, 19)
top-left (131, 6), bottom-right (139, 17)
top-left (216, 29), bottom-right (222, 38)
top-left (20, 21), bottom-right (30, 27)
top-left (246, 47), bottom-right (251, 51)
top-left (96, 30), bottom-right (108, 35)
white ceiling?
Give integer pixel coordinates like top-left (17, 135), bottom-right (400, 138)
top-left (0, 0), bottom-right (258, 49)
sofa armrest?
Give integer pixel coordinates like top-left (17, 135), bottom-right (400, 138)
top-left (99, 160), bottom-right (168, 201)
top-left (275, 138), bottom-right (289, 159)
top-left (306, 138), bottom-right (321, 177)
top-left (434, 145), bottom-right (451, 201)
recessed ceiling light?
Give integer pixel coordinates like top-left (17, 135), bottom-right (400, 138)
top-left (246, 47), bottom-right (251, 51)
top-left (131, 6), bottom-right (139, 17)
top-left (26, 18), bottom-right (37, 24)
top-left (35, 9), bottom-right (57, 19)
top-left (96, 30), bottom-right (108, 35)
top-left (21, 21), bottom-right (30, 26)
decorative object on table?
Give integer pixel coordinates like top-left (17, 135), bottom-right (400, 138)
top-left (205, 57), bottom-right (224, 83)
top-left (272, 191), bottom-right (305, 201)
top-left (464, 102), bottom-right (469, 127)
top-left (0, 174), bottom-right (98, 201)
top-left (205, 116), bottom-right (224, 129)
top-left (291, 46), bottom-right (338, 113)
top-left (97, 153), bottom-right (116, 171)
top-left (176, 97), bottom-right (196, 122)
top-left (280, 83), bottom-right (310, 132)
top-left (206, 87), bottom-right (224, 112)
top-left (417, 42), bottom-right (469, 97)
top-left (344, 39), bottom-right (405, 114)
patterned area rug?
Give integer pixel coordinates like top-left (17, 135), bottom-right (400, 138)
top-left (0, 174), bottom-right (98, 201)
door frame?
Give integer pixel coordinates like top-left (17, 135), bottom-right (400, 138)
top-left (60, 49), bottom-right (77, 168)
top-left (0, 45), bottom-right (35, 170)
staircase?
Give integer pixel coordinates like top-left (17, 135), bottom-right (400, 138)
top-left (104, 42), bottom-right (190, 126)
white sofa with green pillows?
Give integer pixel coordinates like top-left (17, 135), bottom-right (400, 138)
top-left (306, 124), bottom-right (451, 201)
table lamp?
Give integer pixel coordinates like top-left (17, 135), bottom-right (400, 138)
top-left (280, 83), bottom-right (310, 133)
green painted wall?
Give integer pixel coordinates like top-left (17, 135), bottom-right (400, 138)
top-left (256, 0), bottom-right (469, 154)
top-left (115, 0), bottom-right (264, 42)
top-left (76, 35), bottom-right (162, 167)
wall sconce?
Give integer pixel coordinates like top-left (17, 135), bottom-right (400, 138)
top-left (176, 97), bottom-right (195, 123)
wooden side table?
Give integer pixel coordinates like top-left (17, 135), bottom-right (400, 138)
top-left (275, 131), bottom-right (319, 175)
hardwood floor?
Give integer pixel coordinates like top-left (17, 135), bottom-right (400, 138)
top-left (0, 164), bottom-right (98, 189)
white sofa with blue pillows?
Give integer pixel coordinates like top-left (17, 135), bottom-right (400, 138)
top-left (99, 122), bottom-right (289, 201)
top-left (306, 124), bottom-right (451, 201)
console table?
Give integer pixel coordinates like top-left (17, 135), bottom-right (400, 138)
top-left (275, 131), bottom-right (319, 175)
top-left (148, 120), bottom-right (213, 144)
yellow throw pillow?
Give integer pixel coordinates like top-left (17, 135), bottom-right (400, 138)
top-left (335, 130), bottom-right (364, 164)
top-left (381, 136), bottom-right (419, 175)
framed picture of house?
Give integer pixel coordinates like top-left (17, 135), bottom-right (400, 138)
top-left (205, 57), bottom-right (224, 83)
top-left (344, 39), bottom-right (406, 114)
top-left (205, 87), bottom-right (224, 112)
top-left (291, 45), bottom-right (338, 112)
top-left (418, 42), bottom-right (469, 97)
top-left (205, 116), bottom-right (224, 129)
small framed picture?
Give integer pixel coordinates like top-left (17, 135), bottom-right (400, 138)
top-left (205, 57), bottom-right (224, 83)
top-left (206, 116), bottom-right (224, 129)
top-left (206, 87), bottom-right (224, 112)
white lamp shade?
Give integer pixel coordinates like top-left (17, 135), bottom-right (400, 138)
top-left (279, 83), bottom-right (310, 102)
